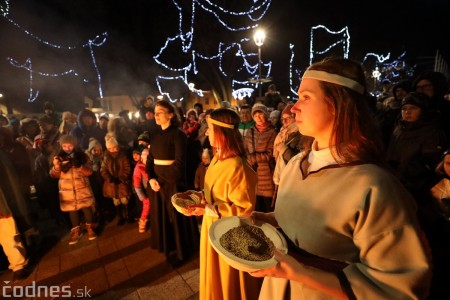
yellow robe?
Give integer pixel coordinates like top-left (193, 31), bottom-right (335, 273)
top-left (200, 155), bottom-right (262, 300)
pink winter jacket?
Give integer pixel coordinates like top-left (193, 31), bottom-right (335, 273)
top-left (50, 155), bottom-right (94, 212)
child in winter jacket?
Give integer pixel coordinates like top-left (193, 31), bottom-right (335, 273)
top-left (101, 134), bottom-right (132, 225)
top-left (132, 146), bottom-right (150, 233)
top-left (50, 134), bottom-right (97, 245)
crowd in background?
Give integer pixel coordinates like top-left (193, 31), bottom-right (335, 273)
top-left (1, 70), bottom-right (450, 297)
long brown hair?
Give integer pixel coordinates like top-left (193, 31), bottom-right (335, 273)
top-left (210, 108), bottom-right (246, 160)
top-left (307, 57), bottom-right (385, 164)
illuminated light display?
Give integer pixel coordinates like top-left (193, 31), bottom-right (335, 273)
top-left (232, 88), bottom-right (254, 100)
top-left (364, 51), bottom-right (414, 88)
top-left (309, 25), bottom-right (350, 65)
top-left (7, 57), bottom-right (85, 102)
top-left (1, 2), bottom-right (107, 101)
top-left (2, 0), bottom-right (414, 106)
top-left (0, 0), bottom-right (9, 16)
top-left (153, 0), bottom-right (274, 102)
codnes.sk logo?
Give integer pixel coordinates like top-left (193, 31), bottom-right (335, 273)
top-left (2, 281), bottom-right (92, 298)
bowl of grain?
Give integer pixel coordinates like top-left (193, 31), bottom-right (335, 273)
top-left (171, 190), bottom-right (202, 215)
top-left (208, 216), bottom-right (287, 272)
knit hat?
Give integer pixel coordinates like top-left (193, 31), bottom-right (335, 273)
top-left (251, 103), bottom-right (269, 117)
top-left (105, 133), bottom-right (119, 149)
top-left (282, 104), bottom-right (294, 116)
top-left (99, 113), bottom-right (109, 121)
top-left (186, 108), bottom-right (198, 119)
top-left (132, 144), bottom-right (146, 155)
top-left (88, 138), bottom-right (102, 153)
top-left (137, 131), bottom-right (151, 144)
top-left (269, 110), bottom-right (280, 119)
top-left (59, 134), bottom-right (77, 146)
top-left (401, 92), bottom-right (429, 110)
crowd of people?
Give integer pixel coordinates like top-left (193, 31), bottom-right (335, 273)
top-left (1, 58), bottom-right (450, 298)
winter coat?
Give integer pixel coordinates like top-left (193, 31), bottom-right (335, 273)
top-left (101, 150), bottom-right (132, 199)
top-left (49, 150), bottom-right (94, 212)
top-left (244, 126), bottom-right (277, 197)
top-left (386, 118), bottom-right (447, 195)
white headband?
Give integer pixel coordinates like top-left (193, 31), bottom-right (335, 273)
top-left (302, 70), bottom-right (365, 95)
top-left (208, 118), bottom-right (235, 129)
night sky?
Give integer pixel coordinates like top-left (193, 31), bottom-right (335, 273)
top-left (1, 0), bottom-right (449, 113)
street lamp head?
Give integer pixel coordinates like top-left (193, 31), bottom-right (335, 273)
top-left (254, 29), bottom-right (265, 47)
top-left (372, 67), bottom-right (381, 79)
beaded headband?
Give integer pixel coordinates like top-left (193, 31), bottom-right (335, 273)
top-left (302, 70), bottom-right (365, 95)
top-left (208, 118), bottom-right (235, 129)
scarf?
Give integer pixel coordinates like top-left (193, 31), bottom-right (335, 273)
top-left (254, 120), bottom-right (271, 132)
top-left (273, 122), bottom-right (298, 159)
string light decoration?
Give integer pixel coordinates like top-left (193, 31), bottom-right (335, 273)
top-left (1, 2), bottom-right (107, 101)
top-left (153, 0), bottom-right (273, 102)
top-left (6, 57), bottom-right (86, 102)
top-left (0, 0), bottom-right (9, 16)
top-left (309, 25), bottom-right (350, 65)
top-left (2, 0), bottom-right (415, 106)
top-left (287, 25), bottom-right (351, 100)
top-left (289, 43), bottom-right (302, 98)
top-left (363, 51), bottom-right (414, 93)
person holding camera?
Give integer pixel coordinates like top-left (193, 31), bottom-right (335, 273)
top-left (50, 134), bottom-right (97, 245)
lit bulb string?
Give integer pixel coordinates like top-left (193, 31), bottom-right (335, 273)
top-left (309, 25), bottom-right (350, 65)
top-left (6, 58), bottom-right (38, 102)
top-left (7, 57), bottom-right (82, 78)
top-left (288, 43), bottom-right (301, 100)
top-left (2, 14), bottom-right (108, 50)
top-left (172, 0), bottom-right (195, 52)
top-left (1, 11), bottom-right (107, 99)
top-left (232, 87), bottom-right (254, 100)
top-left (363, 52), bottom-right (391, 63)
top-left (0, 0), bottom-right (9, 16)
top-left (154, 0), bottom-right (273, 101)
top-left (195, 0), bottom-right (271, 30)
top-left (156, 75), bottom-right (204, 103)
top-left (365, 51), bottom-right (413, 85)
top-left (289, 25), bottom-right (351, 100)
top-left (199, 0), bottom-right (271, 17)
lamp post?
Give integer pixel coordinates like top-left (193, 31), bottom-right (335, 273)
top-left (254, 29), bottom-right (265, 97)
top-left (372, 66), bottom-right (381, 95)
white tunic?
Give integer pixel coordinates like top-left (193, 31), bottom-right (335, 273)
top-left (259, 148), bottom-right (432, 300)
